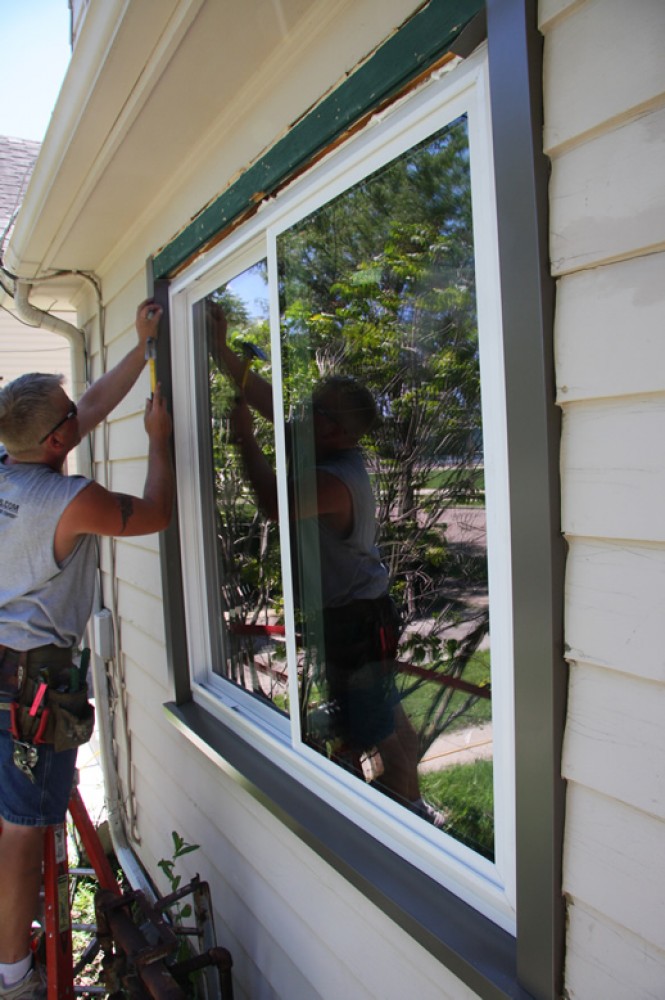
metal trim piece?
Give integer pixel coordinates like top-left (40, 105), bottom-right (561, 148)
top-left (147, 264), bottom-right (192, 705)
top-left (486, 1), bottom-right (565, 997)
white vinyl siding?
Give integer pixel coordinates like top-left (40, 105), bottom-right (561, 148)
top-left (555, 254), bottom-right (665, 403)
top-left (549, 105), bottom-right (665, 274)
top-left (0, 313), bottom-right (72, 388)
top-left (564, 538), bottom-right (665, 684)
top-left (541, 0), bottom-right (665, 995)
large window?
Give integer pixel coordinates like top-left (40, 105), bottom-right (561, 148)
top-left (172, 47), bottom-right (516, 929)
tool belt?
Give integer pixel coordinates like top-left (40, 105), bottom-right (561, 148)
top-left (322, 595), bottom-right (402, 672)
top-left (0, 643), bottom-right (95, 752)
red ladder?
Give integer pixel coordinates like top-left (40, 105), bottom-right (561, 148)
top-left (42, 783), bottom-right (234, 997)
top-left (42, 784), bottom-right (121, 999)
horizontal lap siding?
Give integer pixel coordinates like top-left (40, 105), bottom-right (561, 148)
top-left (561, 396), bottom-right (665, 541)
top-left (563, 785), bottom-right (665, 951)
top-left (113, 540), bottom-right (164, 601)
top-left (562, 663), bottom-right (665, 819)
top-left (549, 105), bottom-right (665, 274)
top-left (542, 0), bottom-right (665, 154)
top-left (0, 316), bottom-right (72, 387)
top-left (565, 901), bottom-right (665, 1000)
top-left (564, 539), bottom-right (665, 684)
top-left (128, 711), bottom-right (477, 1000)
top-left (555, 253), bottom-right (665, 403)
top-left (541, 0), bottom-right (665, 995)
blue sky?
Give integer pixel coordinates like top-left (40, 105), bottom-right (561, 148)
top-left (0, 0), bottom-right (72, 141)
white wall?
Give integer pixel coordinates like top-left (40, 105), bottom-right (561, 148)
top-left (540, 1), bottom-right (665, 997)
top-left (0, 306), bottom-right (72, 389)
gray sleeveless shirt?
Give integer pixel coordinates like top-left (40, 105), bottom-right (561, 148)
top-left (0, 448), bottom-right (97, 649)
top-left (315, 448), bottom-right (388, 607)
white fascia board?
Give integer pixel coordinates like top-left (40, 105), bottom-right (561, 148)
top-left (5, 0), bottom-right (127, 276)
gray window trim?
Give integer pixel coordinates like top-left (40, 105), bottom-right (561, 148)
top-left (149, 2), bottom-right (565, 996)
top-left (485, 0), bottom-right (566, 995)
top-left (164, 698), bottom-right (529, 1000)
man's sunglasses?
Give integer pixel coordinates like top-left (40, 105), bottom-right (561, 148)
top-left (38, 401), bottom-right (78, 444)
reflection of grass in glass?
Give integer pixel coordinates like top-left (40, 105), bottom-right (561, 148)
top-left (419, 759), bottom-right (494, 860)
top-left (425, 466), bottom-right (485, 496)
top-left (399, 650), bottom-right (491, 735)
top-left (369, 468), bottom-right (485, 505)
top-left (273, 692), bottom-right (289, 712)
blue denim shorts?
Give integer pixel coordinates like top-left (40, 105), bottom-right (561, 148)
top-left (0, 723), bottom-right (77, 827)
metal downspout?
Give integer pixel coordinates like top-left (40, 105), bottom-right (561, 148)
top-left (10, 279), bottom-right (87, 396)
top-left (13, 279), bottom-right (84, 343)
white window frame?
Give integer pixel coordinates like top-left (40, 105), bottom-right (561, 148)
top-left (169, 44), bottom-right (515, 932)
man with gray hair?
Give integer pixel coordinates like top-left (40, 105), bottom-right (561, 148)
top-left (0, 299), bottom-right (173, 998)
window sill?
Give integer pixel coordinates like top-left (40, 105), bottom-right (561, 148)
top-left (164, 699), bottom-right (530, 1000)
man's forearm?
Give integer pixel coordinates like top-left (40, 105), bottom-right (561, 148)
top-left (235, 434), bottom-right (279, 520)
top-left (142, 437), bottom-right (174, 530)
top-left (211, 336), bottom-right (273, 421)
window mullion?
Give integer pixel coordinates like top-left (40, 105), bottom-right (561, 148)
top-left (268, 232), bottom-right (302, 747)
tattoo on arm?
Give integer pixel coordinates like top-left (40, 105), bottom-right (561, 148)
top-left (116, 494), bottom-right (135, 532)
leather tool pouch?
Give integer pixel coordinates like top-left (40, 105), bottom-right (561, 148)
top-left (17, 676), bottom-right (95, 752)
top-left (0, 645), bottom-right (22, 699)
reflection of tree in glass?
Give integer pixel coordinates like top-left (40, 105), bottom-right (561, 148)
top-left (278, 115), bottom-right (491, 760)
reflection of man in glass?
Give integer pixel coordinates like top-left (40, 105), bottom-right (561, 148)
top-left (208, 302), bottom-right (446, 827)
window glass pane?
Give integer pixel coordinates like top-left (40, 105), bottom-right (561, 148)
top-left (203, 263), bottom-right (290, 718)
top-left (278, 115), bottom-right (494, 859)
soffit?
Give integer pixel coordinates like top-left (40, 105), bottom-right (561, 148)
top-left (7, 0), bottom-right (424, 281)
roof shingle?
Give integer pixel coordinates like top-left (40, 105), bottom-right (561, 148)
top-left (0, 135), bottom-right (41, 234)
